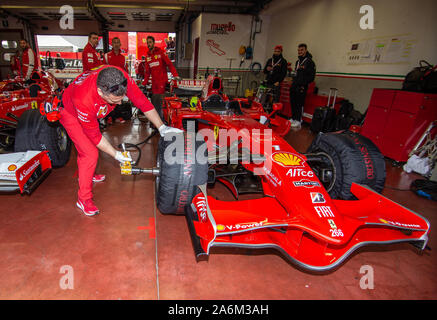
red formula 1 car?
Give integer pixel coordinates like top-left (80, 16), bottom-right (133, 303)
top-left (124, 74), bottom-right (430, 272)
top-left (0, 71), bottom-right (71, 174)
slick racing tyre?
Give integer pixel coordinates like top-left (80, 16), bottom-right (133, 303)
top-left (155, 132), bottom-right (208, 214)
top-left (307, 131), bottom-right (386, 200)
top-left (14, 109), bottom-right (71, 167)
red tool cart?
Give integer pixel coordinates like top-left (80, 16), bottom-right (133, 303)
top-left (361, 88), bottom-right (437, 162)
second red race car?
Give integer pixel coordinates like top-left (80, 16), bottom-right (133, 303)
top-left (0, 70), bottom-right (71, 167)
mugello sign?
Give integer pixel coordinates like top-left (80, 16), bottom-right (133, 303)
top-left (207, 22), bottom-right (236, 35)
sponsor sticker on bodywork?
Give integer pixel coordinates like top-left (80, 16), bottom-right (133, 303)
top-left (271, 152), bottom-right (305, 167)
top-left (293, 180), bottom-right (320, 188)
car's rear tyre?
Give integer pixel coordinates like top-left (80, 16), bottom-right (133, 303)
top-left (155, 133), bottom-right (208, 214)
top-left (14, 109), bottom-right (71, 167)
top-left (306, 131), bottom-right (386, 200)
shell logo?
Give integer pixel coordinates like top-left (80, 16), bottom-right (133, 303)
top-left (272, 152), bottom-right (305, 167)
top-left (8, 164), bottom-right (17, 171)
top-left (216, 224), bottom-right (225, 231)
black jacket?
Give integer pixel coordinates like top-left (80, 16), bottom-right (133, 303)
top-left (263, 54), bottom-right (288, 85)
top-left (292, 52), bottom-right (316, 88)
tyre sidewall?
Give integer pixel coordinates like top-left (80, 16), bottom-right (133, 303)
top-left (156, 134), bottom-right (208, 214)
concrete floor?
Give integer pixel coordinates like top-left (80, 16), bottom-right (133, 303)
top-left (0, 119), bottom-right (436, 300)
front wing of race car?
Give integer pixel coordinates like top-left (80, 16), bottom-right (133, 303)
top-left (0, 150), bottom-right (52, 194)
top-left (185, 183), bottom-right (430, 272)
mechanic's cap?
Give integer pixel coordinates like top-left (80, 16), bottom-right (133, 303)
top-left (274, 45), bottom-right (283, 52)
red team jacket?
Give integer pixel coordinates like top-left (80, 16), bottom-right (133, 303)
top-left (82, 42), bottom-right (103, 72)
top-left (104, 50), bottom-right (127, 71)
top-left (21, 47), bottom-right (39, 79)
top-left (142, 46), bottom-right (178, 94)
top-left (62, 65), bottom-right (154, 145)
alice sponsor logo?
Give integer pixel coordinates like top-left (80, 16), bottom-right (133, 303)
top-left (286, 168), bottom-right (314, 178)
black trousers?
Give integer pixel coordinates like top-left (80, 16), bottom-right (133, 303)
top-left (290, 85), bottom-right (308, 121)
top-left (151, 93), bottom-right (164, 119)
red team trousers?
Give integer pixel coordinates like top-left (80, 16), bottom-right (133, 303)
top-left (60, 109), bottom-right (99, 201)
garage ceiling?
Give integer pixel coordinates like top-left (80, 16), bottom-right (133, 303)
top-left (0, 0), bottom-right (275, 26)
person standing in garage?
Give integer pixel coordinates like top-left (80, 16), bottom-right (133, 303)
top-left (142, 35), bottom-right (180, 118)
top-left (60, 65), bottom-right (182, 216)
top-left (82, 32), bottom-right (103, 72)
top-left (104, 37), bottom-right (128, 124)
top-left (263, 45), bottom-right (288, 103)
top-left (289, 43), bottom-right (316, 129)
top-left (19, 39), bottom-right (39, 80)
top-left (104, 37), bottom-right (127, 71)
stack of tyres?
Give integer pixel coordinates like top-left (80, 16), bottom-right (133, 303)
top-left (310, 88), bottom-right (338, 133)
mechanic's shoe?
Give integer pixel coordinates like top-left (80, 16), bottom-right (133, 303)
top-left (76, 199), bottom-right (99, 216)
top-left (92, 174), bottom-right (106, 183)
top-left (117, 118), bottom-right (126, 124)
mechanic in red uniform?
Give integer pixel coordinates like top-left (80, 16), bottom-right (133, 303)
top-left (142, 35), bottom-right (180, 117)
top-left (104, 37), bottom-right (126, 71)
top-left (19, 39), bottom-right (39, 80)
top-left (82, 32), bottom-right (103, 72)
top-left (104, 37), bottom-right (128, 124)
top-left (60, 65), bottom-right (182, 216)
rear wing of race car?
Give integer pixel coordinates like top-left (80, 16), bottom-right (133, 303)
top-left (0, 150), bottom-right (52, 195)
top-left (171, 79), bottom-right (206, 97)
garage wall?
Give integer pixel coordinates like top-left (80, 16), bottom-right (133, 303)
top-left (177, 12), bottom-right (272, 96)
top-left (264, 0), bottom-right (437, 111)
top-left (194, 13), bottom-right (270, 72)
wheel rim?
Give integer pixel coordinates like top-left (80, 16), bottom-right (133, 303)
top-left (305, 151), bottom-right (336, 193)
top-left (56, 127), bottom-right (68, 152)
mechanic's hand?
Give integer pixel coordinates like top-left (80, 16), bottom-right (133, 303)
top-left (174, 76), bottom-right (182, 81)
top-left (158, 124), bottom-right (184, 137)
top-left (115, 151), bottom-right (132, 163)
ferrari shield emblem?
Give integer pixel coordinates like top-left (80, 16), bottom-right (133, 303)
top-left (97, 105), bottom-right (108, 117)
